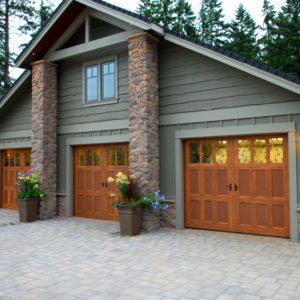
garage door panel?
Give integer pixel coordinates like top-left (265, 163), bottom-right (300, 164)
top-left (217, 201), bottom-right (229, 224)
top-left (189, 169), bottom-right (199, 194)
top-left (271, 169), bottom-right (284, 197)
top-left (204, 200), bottom-right (213, 222)
top-left (272, 204), bottom-right (285, 228)
top-left (217, 169), bottom-right (227, 195)
top-left (255, 170), bottom-right (267, 197)
top-left (189, 199), bottom-right (201, 221)
top-left (256, 204), bottom-right (268, 227)
top-left (204, 169), bottom-right (212, 194)
top-left (184, 135), bottom-right (289, 238)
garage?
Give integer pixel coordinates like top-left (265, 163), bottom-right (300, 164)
top-left (1, 149), bottom-right (31, 210)
top-left (184, 135), bottom-right (289, 237)
top-left (74, 143), bottom-right (129, 220)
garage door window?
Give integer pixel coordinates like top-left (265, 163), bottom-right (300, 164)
top-left (254, 139), bottom-right (267, 163)
top-left (189, 143), bottom-right (199, 164)
top-left (270, 138), bottom-right (283, 163)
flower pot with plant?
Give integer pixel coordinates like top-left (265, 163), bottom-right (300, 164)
top-left (108, 172), bottom-right (142, 236)
top-left (16, 172), bottom-right (46, 222)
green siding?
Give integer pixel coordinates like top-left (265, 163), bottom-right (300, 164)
top-left (57, 50), bottom-right (129, 127)
top-left (0, 80), bottom-right (32, 133)
top-left (158, 42), bottom-right (299, 115)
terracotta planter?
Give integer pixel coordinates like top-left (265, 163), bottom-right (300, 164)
top-left (117, 205), bottom-right (142, 236)
top-left (17, 198), bottom-right (38, 222)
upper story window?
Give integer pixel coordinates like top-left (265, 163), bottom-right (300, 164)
top-left (84, 58), bottom-right (117, 104)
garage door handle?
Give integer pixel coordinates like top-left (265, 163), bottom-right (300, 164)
top-left (105, 182), bottom-right (108, 187)
top-left (234, 184), bottom-right (238, 191)
top-left (102, 182), bottom-right (104, 187)
top-left (227, 184), bottom-right (232, 191)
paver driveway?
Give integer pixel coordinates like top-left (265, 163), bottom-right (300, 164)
top-left (1, 209), bottom-right (300, 300)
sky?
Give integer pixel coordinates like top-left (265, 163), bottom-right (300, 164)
top-left (11, 0), bottom-right (284, 78)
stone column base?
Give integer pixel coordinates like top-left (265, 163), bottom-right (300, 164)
top-left (57, 195), bottom-right (66, 217)
top-left (160, 201), bottom-right (176, 228)
top-left (38, 196), bottom-right (57, 220)
top-left (142, 207), bottom-right (160, 232)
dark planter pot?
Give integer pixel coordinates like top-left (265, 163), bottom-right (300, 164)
top-left (17, 198), bottom-right (38, 222)
top-left (117, 205), bottom-right (142, 236)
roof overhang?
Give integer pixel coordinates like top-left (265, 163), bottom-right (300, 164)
top-left (15, 0), bottom-right (163, 69)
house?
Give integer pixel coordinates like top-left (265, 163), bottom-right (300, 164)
top-left (0, 0), bottom-right (299, 241)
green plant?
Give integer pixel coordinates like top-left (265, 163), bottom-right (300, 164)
top-left (143, 191), bottom-right (168, 213)
top-left (108, 172), bottom-right (142, 207)
top-left (16, 171), bottom-right (46, 200)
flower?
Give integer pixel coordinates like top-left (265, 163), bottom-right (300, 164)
top-left (16, 173), bottom-right (46, 200)
top-left (107, 177), bottom-right (115, 183)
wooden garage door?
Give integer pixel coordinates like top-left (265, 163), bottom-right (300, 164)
top-left (74, 143), bottom-right (129, 220)
top-left (184, 135), bottom-right (289, 237)
top-left (1, 149), bottom-right (31, 210)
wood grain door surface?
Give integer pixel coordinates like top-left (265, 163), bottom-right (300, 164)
top-left (184, 135), bottom-right (289, 237)
top-left (1, 149), bottom-right (31, 210)
top-left (74, 143), bottom-right (129, 220)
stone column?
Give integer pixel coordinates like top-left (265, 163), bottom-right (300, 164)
top-left (128, 32), bottom-right (160, 230)
top-left (31, 60), bottom-right (57, 219)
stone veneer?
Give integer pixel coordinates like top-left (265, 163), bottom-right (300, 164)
top-left (128, 32), bottom-right (160, 231)
top-left (31, 60), bottom-right (57, 219)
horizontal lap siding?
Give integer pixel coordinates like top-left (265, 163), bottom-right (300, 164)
top-left (0, 83), bottom-right (32, 133)
top-left (57, 51), bottom-right (129, 126)
top-left (158, 43), bottom-right (299, 115)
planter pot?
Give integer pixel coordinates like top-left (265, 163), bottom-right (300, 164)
top-left (117, 205), bottom-right (142, 236)
top-left (17, 198), bottom-right (38, 222)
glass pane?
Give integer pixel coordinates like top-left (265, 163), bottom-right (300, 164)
top-left (108, 148), bottom-right (115, 166)
top-left (10, 153), bottom-right (14, 167)
top-left (85, 149), bottom-right (92, 166)
top-left (77, 149), bottom-right (84, 166)
top-left (15, 152), bottom-right (21, 167)
top-left (202, 142), bottom-right (213, 164)
top-left (270, 138), bottom-right (283, 163)
top-left (117, 148), bottom-right (125, 166)
top-left (238, 140), bottom-right (251, 164)
top-left (189, 143), bottom-right (199, 164)
top-left (92, 66), bottom-right (97, 76)
top-left (25, 151), bottom-right (31, 167)
top-left (94, 149), bottom-right (101, 166)
top-left (4, 153), bottom-right (9, 167)
top-left (254, 139), bottom-right (267, 163)
top-left (103, 64), bottom-right (109, 75)
top-left (109, 62), bottom-right (115, 73)
top-left (216, 141), bottom-right (227, 164)
top-left (86, 77), bottom-right (98, 102)
top-left (102, 73), bottom-right (115, 99)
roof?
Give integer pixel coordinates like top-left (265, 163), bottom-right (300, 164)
top-left (2, 0), bottom-right (299, 107)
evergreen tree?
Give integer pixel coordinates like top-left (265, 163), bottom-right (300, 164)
top-left (0, 0), bottom-right (54, 95)
top-left (137, 0), bottom-right (198, 37)
top-left (266, 0), bottom-right (300, 77)
top-left (173, 0), bottom-right (197, 37)
top-left (223, 4), bottom-right (260, 60)
top-left (198, 0), bottom-right (226, 46)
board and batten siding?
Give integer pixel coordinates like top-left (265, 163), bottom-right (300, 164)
top-left (158, 42), bottom-right (300, 205)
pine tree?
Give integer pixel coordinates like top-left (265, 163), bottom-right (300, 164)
top-left (173, 0), bottom-right (197, 37)
top-left (258, 0), bottom-right (277, 65)
top-left (137, 0), bottom-right (198, 36)
top-left (223, 4), bottom-right (260, 61)
top-left (269, 0), bottom-right (300, 77)
top-left (198, 0), bottom-right (226, 46)
top-left (0, 0), bottom-right (54, 95)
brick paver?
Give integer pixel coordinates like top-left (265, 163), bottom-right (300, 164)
top-left (1, 209), bottom-right (300, 300)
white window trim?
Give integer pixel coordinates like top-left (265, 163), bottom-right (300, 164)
top-left (82, 55), bottom-right (118, 106)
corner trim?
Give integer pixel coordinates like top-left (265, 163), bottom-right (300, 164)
top-left (65, 134), bottom-right (129, 217)
top-left (174, 122), bottom-right (298, 242)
